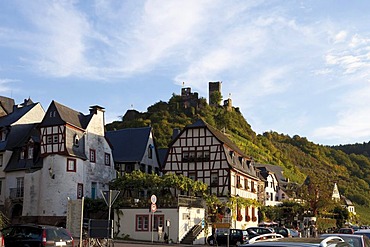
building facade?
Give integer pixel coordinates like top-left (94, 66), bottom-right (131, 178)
top-left (164, 119), bottom-right (260, 229)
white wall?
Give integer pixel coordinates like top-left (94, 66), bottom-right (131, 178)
top-left (115, 206), bottom-right (206, 244)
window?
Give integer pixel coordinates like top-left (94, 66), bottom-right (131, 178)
top-left (74, 134), bottom-right (79, 147)
top-left (251, 181), bottom-right (255, 192)
top-left (91, 182), bottom-right (97, 199)
top-left (244, 179), bottom-right (249, 190)
top-left (125, 164), bottom-right (134, 173)
top-left (90, 149), bottom-right (96, 163)
top-left (236, 176), bottom-right (242, 188)
top-left (140, 164), bottom-right (146, 173)
top-left (104, 153), bottom-right (110, 166)
top-left (211, 172), bottom-right (218, 186)
top-left (53, 135), bottom-right (59, 143)
top-left (136, 215), bottom-right (149, 231)
top-left (0, 154), bottom-right (3, 167)
top-left (147, 165), bottom-right (152, 174)
top-left (77, 183), bottom-right (83, 199)
top-left (188, 172), bottom-right (196, 181)
top-left (67, 158), bottom-right (76, 172)
top-left (0, 180), bottom-right (2, 195)
top-left (20, 148), bottom-right (25, 159)
top-left (153, 215), bottom-right (164, 231)
top-left (16, 177), bottom-right (24, 198)
top-left (183, 151), bottom-right (196, 162)
top-left (47, 136), bottom-right (53, 144)
top-left (148, 144), bottom-right (153, 159)
top-left (182, 150), bottom-right (209, 162)
top-left (28, 145), bottom-right (34, 159)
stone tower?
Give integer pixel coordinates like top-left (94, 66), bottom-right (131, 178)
top-left (209, 81), bottom-right (222, 106)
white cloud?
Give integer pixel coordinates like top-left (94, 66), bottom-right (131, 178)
top-left (334, 31), bottom-right (347, 43)
top-left (312, 83), bottom-right (370, 143)
top-left (0, 79), bottom-right (18, 93)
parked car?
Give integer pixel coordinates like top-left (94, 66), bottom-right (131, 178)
top-left (273, 227), bottom-right (291, 237)
top-left (1, 224), bottom-right (74, 247)
top-left (246, 227), bottom-right (274, 239)
top-left (289, 228), bottom-right (300, 237)
top-left (245, 234), bottom-right (370, 247)
top-left (240, 233), bottom-right (285, 245)
top-left (320, 233), bottom-right (370, 247)
top-left (207, 228), bottom-right (249, 246)
top-left (354, 229), bottom-right (370, 239)
top-left (338, 227), bottom-right (355, 234)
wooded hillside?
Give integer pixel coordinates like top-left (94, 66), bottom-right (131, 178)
top-left (106, 93), bottom-right (370, 223)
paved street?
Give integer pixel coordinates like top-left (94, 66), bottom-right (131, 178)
top-left (113, 240), bottom-right (205, 247)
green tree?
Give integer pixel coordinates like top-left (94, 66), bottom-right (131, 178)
top-left (209, 91), bottom-right (222, 106)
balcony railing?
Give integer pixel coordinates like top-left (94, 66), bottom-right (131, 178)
top-left (9, 188), bottom-right (24, 199)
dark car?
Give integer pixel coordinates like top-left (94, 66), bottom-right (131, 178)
top-left (1, 224), bottom-right (74, 247)
top-left (338, 227), bottom-right (355, 234)
top-left (273, 227), bottom-right (292, 237)
top-left (207, 228), bottom-right (249, 246)
top-left (246, 227), bottom-right (274, 239)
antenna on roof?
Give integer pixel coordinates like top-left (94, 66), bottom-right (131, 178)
top-left (131, 104), bottom-right (134, 109)
top-left (182, 81), bottom-right (185, 87)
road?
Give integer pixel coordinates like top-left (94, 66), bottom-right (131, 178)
top-left (113, 240), bottom-right (205, 247)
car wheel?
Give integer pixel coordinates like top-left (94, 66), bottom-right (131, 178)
top-left (209, 239), bottom-right (214, 245)
top-left (236, 241), bottom-right (241, 246)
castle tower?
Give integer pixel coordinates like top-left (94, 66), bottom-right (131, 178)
top-left (209, 81), bottom-right (222, 106)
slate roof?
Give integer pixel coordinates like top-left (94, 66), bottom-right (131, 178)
top-left (0, 102), bottom-right (38, 127)
top-left (0, 123), bottom-right (39, 151)
top-left (4, 123), bottom-right (43, 172)
top-left (255, 163), bottom-right (287, 185)
top-left (40, 101), bottom-right (92, 129)
top-left (105, 127), bottom-right (152, 163)
top-left (157, 148), bottom-right (168, 169)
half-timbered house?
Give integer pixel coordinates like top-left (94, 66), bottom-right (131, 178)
top-left (163, 119), bottom-right (260, 228)
top-left (17, 101), bottom-right (116, 225)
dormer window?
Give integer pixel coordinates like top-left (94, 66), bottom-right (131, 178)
top-left (239, 157), bottom-right (243, 165)
top-left (74, 134), bottom-right (79, 147)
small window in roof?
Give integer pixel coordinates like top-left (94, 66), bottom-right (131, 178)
top-left (74, 134), bottom-right (79, 147)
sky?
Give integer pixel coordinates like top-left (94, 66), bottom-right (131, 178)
top-left (1, 0), bottom-right (370, 146)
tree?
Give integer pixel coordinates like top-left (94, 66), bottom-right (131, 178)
top-left (209, 91), bottom-right (222, 106)
top-left (299, 176), bottom-right (337, 216)
top-left (333, 206), bottom-right (349, 228)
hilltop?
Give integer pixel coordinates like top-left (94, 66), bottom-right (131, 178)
top-left (106, 92), bottom-right (370, 223)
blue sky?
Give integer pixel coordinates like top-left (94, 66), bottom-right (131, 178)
top-left (1, 0), bottom-right (370, 145)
